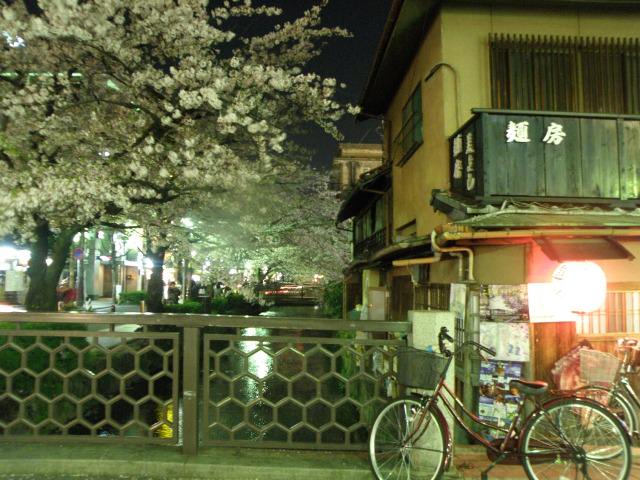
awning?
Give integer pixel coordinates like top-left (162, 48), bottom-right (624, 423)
top-left (455, 211), bottom-right (640, 228)
top-left (536, 237), bottom-right (635, 261)
top-left (343, 235), bottom-right (433, 273)
top-left (336, 166), bottom-right (391, 222)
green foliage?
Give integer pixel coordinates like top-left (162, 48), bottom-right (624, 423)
top-left (211, 293), bottom-right (263, 315)
top-left (118, 290), bottom-right (147, 305)
top-left (163, 300), bottom-right (203, 314)
top-left (323, 281), bottom-right (344, 319)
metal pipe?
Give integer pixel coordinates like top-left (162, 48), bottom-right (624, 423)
top-left (431, 230), bottom-right (475, 282)
top-left (433, 226), bottom-right (640, 282)
top-left (450, 252), bottom-right (464, 279)
top-left (392, 254), bottom-right (442, 267)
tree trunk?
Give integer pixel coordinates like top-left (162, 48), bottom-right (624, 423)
top-left (26, 223), bottom-right (77, 312)
top-left (146, 246), bottom-right (166, 313)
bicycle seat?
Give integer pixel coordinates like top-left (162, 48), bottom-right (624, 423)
top-left (509, 380), bottom-right (548, 396)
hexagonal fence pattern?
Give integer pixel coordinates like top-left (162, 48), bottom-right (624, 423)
top-left (203, 333), bottom-right (399, 450)
top-left (0, 329), bottom-right (179, 443)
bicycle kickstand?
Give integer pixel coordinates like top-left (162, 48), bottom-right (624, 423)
top-left (480, 452), bottom-right (508, 480)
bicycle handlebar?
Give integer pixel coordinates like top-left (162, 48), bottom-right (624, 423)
top-left (466, 341), bottom-right (497, 357)
top-left (438, 327), bottom-right (496, 357)
top-left (617, 338), bottom-right (639, 348)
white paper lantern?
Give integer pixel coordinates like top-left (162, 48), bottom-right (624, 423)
top-left (551, 261), bottom-right (607, 313)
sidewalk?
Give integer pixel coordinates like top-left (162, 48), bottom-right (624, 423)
top-left (0, 442), bottom-right (370, 480)
top-left (452, 444), bottom-right (640, 479)
top-left (1, 442), bottom-right (637, 479)
top-left (0, 442), bottom-right (507, 479)
top-left (89, 297), bottom-right (141, 313)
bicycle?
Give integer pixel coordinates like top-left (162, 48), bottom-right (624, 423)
top-left (368, 327), bottom-right (632, 480)
top-left (574, 338), bottom-right (640, 441)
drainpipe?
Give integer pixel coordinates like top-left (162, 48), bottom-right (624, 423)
top-left (450, 252), bottom-right (465, 279)
top-left (431, 230), bottom-right (475, 282)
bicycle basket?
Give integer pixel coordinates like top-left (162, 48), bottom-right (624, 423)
top-left (397, 347), bottom-right (448, 389)
top-left (579, 349), bottom-right (621, 385)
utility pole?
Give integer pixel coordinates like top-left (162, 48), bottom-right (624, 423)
top-left (68, 245), bottom-right (75, 292)
top-left (111, 229), bottom-right (118, 305)
top-left (76, 231), bottom-right (85, 306)
top-left (182, 259), bottom-right (188, 303)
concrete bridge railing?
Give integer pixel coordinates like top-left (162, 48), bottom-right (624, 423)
top-left (0, 312), bottom-right (411, 455)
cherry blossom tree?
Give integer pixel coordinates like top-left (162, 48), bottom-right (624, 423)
top-left (184, 167), bottom-right (349, 293)
top-left (0, 0), bottom-right (356, 311)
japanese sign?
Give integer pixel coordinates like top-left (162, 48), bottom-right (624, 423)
top-left (506, 120), bottom-right (566, 145)
top-left (449, 111), bottom-right (639, 201)
top-left (451, 131), bottom-right (477, 193)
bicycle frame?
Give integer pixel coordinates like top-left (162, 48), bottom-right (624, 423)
top-left (385, 331), bottom-right (633, 480)
top-left (619, 376), bottom-right (640, 411)
top-left (411, 350), bottom-right (604, 465)
top-left (413, 352), bottom-right (525, 460)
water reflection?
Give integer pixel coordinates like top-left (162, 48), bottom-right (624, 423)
top-left (154, 402), bottom-right (174, 439)
top-left (209, 324), bottom-right (377, 446)
top-left (240, 328), bottom-right (273, 381)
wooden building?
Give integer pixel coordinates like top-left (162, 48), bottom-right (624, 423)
top-left (338, 0), bottom-right (640, 412)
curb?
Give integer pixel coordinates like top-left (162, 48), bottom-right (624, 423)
top-left (0, 459), bottom-right (374, 480)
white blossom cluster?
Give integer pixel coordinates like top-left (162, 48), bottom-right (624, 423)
top-left (0, 0), bottom-right (356, 247)
top-left (185, 167), bottom-right (350, 287)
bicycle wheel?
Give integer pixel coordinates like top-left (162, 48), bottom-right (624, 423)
top-left (575, 385), bottom-right (638, 435)
top-left (520, 397), bottom-right (631, 480)
top-left (369, 397), bottom-right (447, 480)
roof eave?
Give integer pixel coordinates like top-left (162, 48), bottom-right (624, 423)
top-left (358, 0), bottom-right (640, 119)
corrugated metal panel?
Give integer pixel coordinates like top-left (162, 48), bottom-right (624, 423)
top-left (456, 212), bottom-right (640, 228)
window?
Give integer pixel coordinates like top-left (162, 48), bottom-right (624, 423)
top-left (490, 34), bottom-right (640, 114)
top-left (393, 85), bottom-right (423, 165)
top-left (576, 291), bottom-right (640, 335)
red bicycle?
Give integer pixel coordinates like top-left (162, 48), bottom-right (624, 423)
top-left (368, 327), bottom-right (632, 480)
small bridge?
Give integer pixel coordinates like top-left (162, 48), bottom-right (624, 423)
top-left (0, 311), bottom-right (409, 455)
top-left (258, 284), bottom-right (324, 306)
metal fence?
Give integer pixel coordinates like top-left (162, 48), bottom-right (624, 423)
top-left (0, 313), bottom-right (409, 454)
top-left (0, 314), bottom-right (180, 444)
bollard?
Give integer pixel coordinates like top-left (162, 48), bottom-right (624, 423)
top-left (139, 300), bottom-right (146, 313)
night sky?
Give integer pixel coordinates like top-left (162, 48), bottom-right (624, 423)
top-left (272, 1), bottom-right (392, 169)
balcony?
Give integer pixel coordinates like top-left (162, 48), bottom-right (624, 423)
top-left (354, 229), bottom-right (386, 260)
top-left (449, 109), bottom-right (640, 204)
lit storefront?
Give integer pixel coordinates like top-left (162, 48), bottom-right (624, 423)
top-left (0, 246), bottom-right (30, 304)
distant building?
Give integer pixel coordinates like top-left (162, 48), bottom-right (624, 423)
top-left (330, 143), bottom-right (383, 193)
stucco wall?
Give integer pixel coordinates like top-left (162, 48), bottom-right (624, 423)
top-left (441, 3), bottom-right (640, 136)
top-left (429, 244), bottom-right (527, 285)
top-left (387, 14), bottom-right (449, 239)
